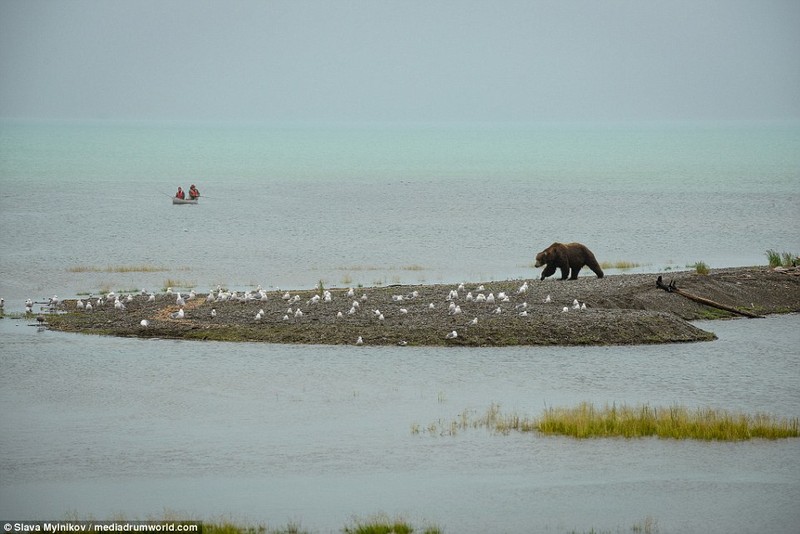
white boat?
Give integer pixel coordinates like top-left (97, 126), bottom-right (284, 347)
top-left (172, 197), bottom-right (198, 205)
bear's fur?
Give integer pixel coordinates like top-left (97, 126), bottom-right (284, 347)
top-left (534, 242), bottom-right (604, 280)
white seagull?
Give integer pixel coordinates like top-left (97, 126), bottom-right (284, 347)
top-left (140, 319), bottom-right (149, 327)
top-left (356, 336), bottom-right (364, 345)
top-left (210, 308), bottom-right (217, 318)
top-left (446, 330), bottom-right (458, 339)
top-left (171, 308), bottom-right (185, 319)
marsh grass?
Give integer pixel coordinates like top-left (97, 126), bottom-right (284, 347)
top-left (690, 261), bottom-right (709, 275)
top-left (599, 260), bottom-right (644, 270)
top-left (68, 264), bottom-right (177, 273)
top-left (334, 264), bottom-right (426, 272)
top-left (343, 514), bottom-right (441, 534)
top-left (162, 278), bottom-right (196, 290)
top-left (766, 249), bottom-right (798, 268)
top-left (422, 402), bottom-right (799, 441)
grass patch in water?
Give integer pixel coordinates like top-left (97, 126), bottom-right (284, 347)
top-left (343, 514), bottom-right (441, 534)
top-left (421, 402), bottom-right (799, 441)
top-left (68, 264), bottom-right (176, 273)
top-left (599, 260), bottom-right (644, 270)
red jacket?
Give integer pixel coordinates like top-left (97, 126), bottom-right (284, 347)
top-left (176, 189), bottom-right (185, 199)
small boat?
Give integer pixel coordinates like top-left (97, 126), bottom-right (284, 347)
top-left (172, 197), bottom-right (198, 205)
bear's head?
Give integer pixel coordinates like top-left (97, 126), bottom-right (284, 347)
top-left (534, 243), bottom-right (563, 267)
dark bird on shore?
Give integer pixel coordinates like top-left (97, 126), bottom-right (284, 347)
top-left (36, 314), bottom-right (45, 325)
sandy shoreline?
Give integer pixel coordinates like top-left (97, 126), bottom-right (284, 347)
top-left (41, 266), bottom-right (800, 346)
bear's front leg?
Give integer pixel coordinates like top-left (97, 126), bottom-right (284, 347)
top-left (541, 264), bottom-right (557, 280)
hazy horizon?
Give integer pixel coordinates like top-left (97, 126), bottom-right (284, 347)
top-left (1, 0), bottom-right (798, 124)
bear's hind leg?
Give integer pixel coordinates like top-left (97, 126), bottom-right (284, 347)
top-left (569, 266), bottom-right (582, 280)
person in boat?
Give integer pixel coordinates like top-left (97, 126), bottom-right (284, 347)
top-left (189, 184), bottom-right (200, 200)
top-left (176, 187), bottom-right (185, 199)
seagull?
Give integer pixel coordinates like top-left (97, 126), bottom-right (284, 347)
top-left (466, 292), bottom-right (474, 302)
top-left (356, 336), bottom-right (364, 345)
top-left (378, 313), bottom-right (385, 321)
top-left (476, 285), bottom-right (485, 291)
top-left (475, 293), bottom-right (486, 303)
top-left (468, 317), bottom-right (478, 326)
top-left (428, 303), bottom-right (435, 309)
top-left (457, 283), bottom-right (465, 291)
top-left (446, 330), bottom-right (458, 339)
top-left (176, 294), bottom-right (186, 307)
top-left (76, 299), bottom-right (84, 309)
top-left (493, 307), bottom-right (502, 314)
top-left (562, 306), bottom-right (569, 313)
top-left (140, 319), bottom-right (149, 327)
top-left (283, 314), bottom-right (289, 321)
top-left (125, 294), bottom-right (134, 303)
top-left (397, 340), bottom-right (408, 346)
top-left (171, 308), bottom-right (185, 319)
top-left (206, 293), bottom-right (215, 303)
top-left (519, 310), bottom-right (528, 317)
top-left (149, 293), bottom-right (157, 303)
top-left (347, 288), bottom-right (355, 298)
top-left (294, 308), bottom-right (303, 318)
top-left (210, 308), bottom-right (217, 318)
top-left (517, 282), bottom-right (529, 294)
top-left (282, 291), bottom-right (291, 300)
top-left (360, 293), bottom-right (368, 302)
top-left (392, 295), bottom-right (403, 302)
top-left (486, 293), bottom-right (495, 304)
top-left (516, 302), bottom-right (528, 309)
top-left (255, 312), bottom-right (262, 321)
top-left (85, 301), bottom-right (92, 312)
top-left (572, 299), bottom-right (580, 308)
top-left (166, 287), bottom-right (173, 296)
top-left (544, 294), bottom-right (551, 303)
top-left (399, 308), bottom-right (408, 314)
top-left (348, 306), bottom-right (357, 315)
top-left (581, 303), bottom-right (587, 310)
top-left (337, 311), bottom-right (343, 318)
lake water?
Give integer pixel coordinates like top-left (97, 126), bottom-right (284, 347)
top-left (1, 121), bottom-right (799, 532)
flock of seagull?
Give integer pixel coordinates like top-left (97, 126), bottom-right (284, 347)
top-left (7, 278), bottom-right (592, 345)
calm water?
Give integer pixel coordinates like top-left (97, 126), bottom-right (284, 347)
top-left (0, 315), bottom-right (798, 533)
top-left (0, 121), bottom-right (798, 303)
top-left (1, 121), bottom-right (799, 532)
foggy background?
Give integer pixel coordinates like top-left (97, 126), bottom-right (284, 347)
top-left (1, 0), bottom-right (798, 123)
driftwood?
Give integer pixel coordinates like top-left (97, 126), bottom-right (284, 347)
top-left (656, 276), bottom-right (762, 318)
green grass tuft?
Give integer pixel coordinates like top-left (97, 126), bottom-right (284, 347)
top-left (690, 261), bottom-right (709, 275)
top-left (766, 249), bottom-right (798, 268)
top-left (421, 402), bottom-right (799, 441)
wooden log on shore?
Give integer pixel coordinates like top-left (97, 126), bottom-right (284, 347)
top-left (655, 276), bottom-right (763, 318)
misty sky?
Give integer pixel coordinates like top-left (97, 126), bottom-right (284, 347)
top-left (1, 0), bottom-right (798, 123)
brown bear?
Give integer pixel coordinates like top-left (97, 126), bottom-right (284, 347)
top-left (534, 242), bottom-right (604, 280)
